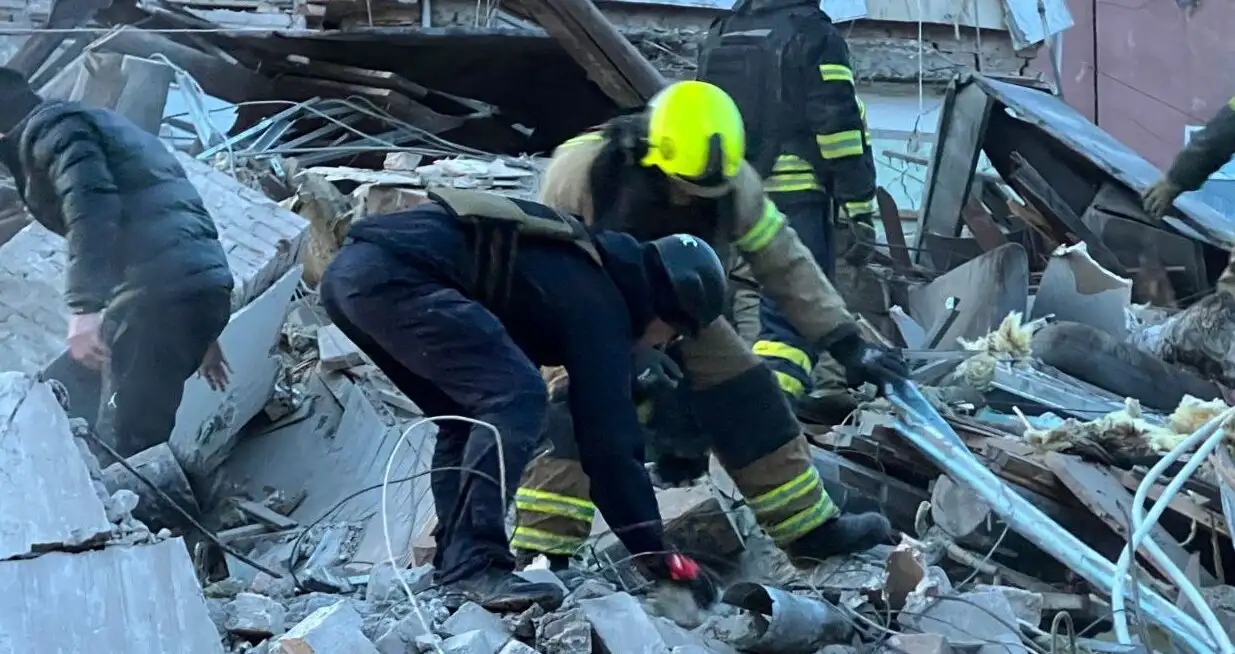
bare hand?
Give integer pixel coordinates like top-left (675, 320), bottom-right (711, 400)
top-left (67, 312), bottom-right (110, 370)
top-left (198, 340), bottom-right (231, 392)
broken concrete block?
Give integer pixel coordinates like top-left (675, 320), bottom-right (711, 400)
top-left (0, 538), bottom-right (222, 652)
top-left (105, 489), bottom-right (140, 523)
top-left (568, 578), bottom-right (615, 602)
top-left (900, 589), bottom-right (1026, 654)
top-left (0, 372), bottom-right (111, 560)
top-left (374, 612), bottom-right (433, 654)
top-left (169, 266), bottom-right (303, 483)
top-left (442, 629), bottom-right (503, 654)
top-left (653, 616), bottom-right (737, 654)
top-left (974, 584), bottom-right (1044, 626)
top-left (536, 607), bottom-right (592, 654)
top-left (102, 442), bottom-right (200, 531)
top-left (272, 600), bottom-right (378, 654)
top-left (442, 601), bottom-right (513, 643)
top-left (579, 592), bottom-right (669, 653)
top-left (366, 562), bottom-right (433, 604)
top-left (886, 633), bottom-right (952, 654)
top-left (498, 641), bottom-right (539, 654)
top-left (318, 324), bottom-right (365, 371)
top-left (225, 592), bottom-right (287, 639)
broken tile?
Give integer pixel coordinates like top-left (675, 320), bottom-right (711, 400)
top-left (1029, 242), bottom-right (1131, 340)
top-left (0, 372), bottom-right (111, 560)
top-left (225, 592), bottom-right (287, 639)
top-left (272, 601), bottom-right (378, 654)
top-left (578, 592), bottom-right (669, 653)
top-left (0, 538), bottom-right (222, 652)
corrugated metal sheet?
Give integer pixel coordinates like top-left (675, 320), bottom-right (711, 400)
top-left (0, 539), bottom-right (224, 654)
top-left (973, 75), bottom-right (1235, 249)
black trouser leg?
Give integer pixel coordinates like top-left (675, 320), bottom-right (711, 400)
top-left (96, 290), bottom-right (232, 459)
top-left (755, 192), bottom-right (834, 397)
top-left (323, 290), bottom-right (469, 570)
top-left (321, 243), bottom-right (547, 584)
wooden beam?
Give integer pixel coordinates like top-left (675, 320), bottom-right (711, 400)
top-left (5, 0), bottom-right (110, 75)
top-left (98, 28), bottom-right (273, 104)
top-left (511, 0), bottom-right (663, 107)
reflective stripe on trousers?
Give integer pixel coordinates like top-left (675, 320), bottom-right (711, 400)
top-left (510, 487), bottom-right (596, 556)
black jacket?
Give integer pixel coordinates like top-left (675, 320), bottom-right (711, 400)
top-left (346, 204), bottom-right (667, 556)
top-left (0, 101), bottom-right (233, 314)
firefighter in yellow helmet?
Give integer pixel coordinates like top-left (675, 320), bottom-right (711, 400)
top-left (511, 80), bottom-right (903, 568)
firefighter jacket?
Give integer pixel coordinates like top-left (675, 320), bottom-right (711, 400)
top-left (510, 129), bottom-right (847, 558)
top-left (697, 0), bottom-right (877, 218)
top-left (1168, 98), bottom-right (1235, 192)
top-left (538, 128), bottom-right (856, 388)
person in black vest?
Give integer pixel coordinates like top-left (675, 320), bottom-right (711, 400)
top-left (319, 189), bottom-right (727, 611)
top-left (0, 67), bottom-right (233, 458)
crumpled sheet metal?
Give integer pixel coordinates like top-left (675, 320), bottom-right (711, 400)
top-left (885, 382), bottom-right (1219, 654)
top-left (720, 582), bottom-right (852, 653)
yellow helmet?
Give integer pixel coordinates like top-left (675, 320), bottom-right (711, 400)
top-left (640, 81), bottom-right (746, 198)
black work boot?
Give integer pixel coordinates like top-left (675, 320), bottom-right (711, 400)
top-left (446, 568), bottom-right (565, 613)
top-left (785, 512), bottom-right (893, 565)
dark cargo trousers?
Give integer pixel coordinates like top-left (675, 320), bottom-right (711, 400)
top-left (96, 289), bottom-right (231, 459)
top-left (754, 190), bottom-right (840, 397)
top-left (320, 241), bottom-right (547, 585)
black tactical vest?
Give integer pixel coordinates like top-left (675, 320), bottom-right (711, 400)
top-left (429, 187), bottom-right (602, 307)
top-left (697, 2), bottom-right (816, 178)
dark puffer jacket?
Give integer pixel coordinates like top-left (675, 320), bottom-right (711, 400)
top-left (0, 101), bottom-right (233, 314)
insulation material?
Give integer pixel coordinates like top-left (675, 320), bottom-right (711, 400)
top-left (955, 311), bottom-right (1043, 390)
top-left (1030, 242), bottom-right (1132, 340)
top-left (1024, 394), bottom-right (1232, 465)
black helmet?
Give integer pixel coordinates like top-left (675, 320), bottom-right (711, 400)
top-left (646, 234), bottom-right (727, 337)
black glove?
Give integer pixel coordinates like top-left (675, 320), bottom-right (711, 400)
top-left (640, 553), bottom-right (717, 608)
top-left (825, 327), bottom-right (908, 388)
top-left (632, 344), bottom-right (683, 395)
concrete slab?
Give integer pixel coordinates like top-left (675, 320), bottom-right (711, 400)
top-left (0, 154), bottom-right (307, 375)
top-left (169, 266), bottom-right (302, 483)
top-left (0, 372), bottom-right (111, 561)
top-left (220, 371), bottom-right (436, 567)
top-left (0, 538), bottom-right (224, 653)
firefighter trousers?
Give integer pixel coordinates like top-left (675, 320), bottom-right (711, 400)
top-left (320, 241), bottom-right (547, 585)
top-left (512, 319), bottom-right (839, 558)
top-left (753, 190), bottom-right (847, 397)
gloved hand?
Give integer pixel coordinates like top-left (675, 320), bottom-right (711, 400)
top-left (842, 214), bottom-right (877, 266)
top-left (633, 344), bottom-right (683, 395)
top-left (1143, 179), bottom-right (1183, 220)
top-left (639, 553), bottom-right (717, 608)
top-left (825, 327), bottom-right (908, 389)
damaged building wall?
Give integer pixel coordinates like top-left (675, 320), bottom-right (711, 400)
top-left (1044, 0), bottom-right (1235, 181)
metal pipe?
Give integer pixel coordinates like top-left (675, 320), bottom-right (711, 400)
top-left (884, 382), bottom-right (1219, 654)
top-left (719, 582), bottom-right (852, 653)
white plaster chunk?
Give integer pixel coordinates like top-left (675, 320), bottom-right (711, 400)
top-left (0, 372), bottom-right (111, 560)
top-left (0, 538), bottom-right (223, 653)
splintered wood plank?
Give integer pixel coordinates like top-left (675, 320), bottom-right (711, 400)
top-left (1045, 452), bottom-right (1216, 586)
